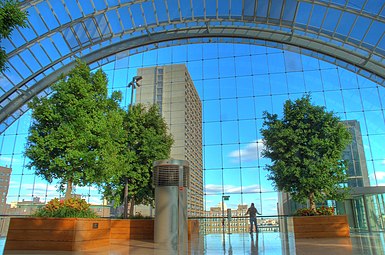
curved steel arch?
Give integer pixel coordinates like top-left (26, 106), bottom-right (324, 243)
top-left (1, 0), bottom-right (385, 132)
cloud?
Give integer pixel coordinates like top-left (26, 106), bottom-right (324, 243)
top-left (369, 171), bottom-right (385, 186)
top-left (0, 156), bottom-right (23, 165)
top-left (228, 140), bottom-right (265, 162)
top-left (382, 159), bottom-right (385, 165)
top-left (205, 184), bottom-right (263, 195)
top-left (371, 171), bottom-right (385, 181)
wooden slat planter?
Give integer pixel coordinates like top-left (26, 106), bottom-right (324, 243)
top-left (110, 219), bottom-right (200, 242)
top-left (5, 218), bottom-right (200, 251)
top-left (110, 219), bottom-right (154, 241)
top-left (290, 215), bottom-right (350, 238)
top-left (4, 218), bottom-right (111, 251)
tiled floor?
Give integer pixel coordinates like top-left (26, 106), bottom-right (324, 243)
top-left (1, 232), bottom-right (385, 254)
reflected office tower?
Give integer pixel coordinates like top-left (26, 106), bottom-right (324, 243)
top-left (0, 166), bottom-right (11, 236)
top-left (136, 64), bottom-right (203, 217)
top-left (342, 120), bottom-right (369, 187)
top-left (0, 166), bottom-right (11, 213)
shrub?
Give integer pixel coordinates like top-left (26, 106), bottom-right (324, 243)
top-left (33, 197), bottom-right (98, 218)
top-left (295, 206), bottom-right (335, 216)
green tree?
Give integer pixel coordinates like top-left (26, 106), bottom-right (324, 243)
top-left (100, 104), bottom-right (173, 218)
top-left (25, 59), bottom-right (125, 198)
top-left (261, 94), bottom-right (351, 210)
top-left (0, 0), bottom-right (28, 72)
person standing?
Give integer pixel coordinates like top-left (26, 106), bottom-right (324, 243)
top-left (245, 203), bottom-right (261, 233)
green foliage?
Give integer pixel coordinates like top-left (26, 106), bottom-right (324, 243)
top-left (25, 59), bottom-right (125, 196)
top-left (295, 206), bottom-right (335, 216)
top-left (100, 103), bottom-right (173, 208)
top-left (33, 197), bottom-right (98, 218)
top-left (0, 0), bottom-right (28, 72)
top-left (261, 94), bottom-right (352, 209)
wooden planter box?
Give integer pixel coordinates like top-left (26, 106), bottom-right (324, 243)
top-left (4, 218), bottom-right (111, 251)
top-left (290, 215), bottom-right (350, 238)
top-left (110, 219), bottom-right (200, 242)
top-left (5, 218), bottom-right (200, 251)
top-left (110, 219), bottom-right (154, 241)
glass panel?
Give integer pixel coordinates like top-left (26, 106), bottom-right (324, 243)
top-left (204, 122), bottom-right (221, 145)
top-left (36, 1), bottom-right (59, 30)
top-left (203, 79), bottom-right (220, 100)
top-left (154, 0), bottom-right (168, 22)
top-left (27, 7), bottom-right (48, 36)
top-left (142, 1), bottom-right (156, 24)
top-left (221, 121), bottom-right (239, 144)
top-left (78, 0), bottom-right (94, 15)
top-left (206, 0), bottom-right (216, 18)
top-left (106, 10), bottom-right (123, 34)
top-left (118, 7), bottom-right (134, 30)
top-left (244, 0), bottom-right (255, 18)
top-left (255, 0), bottom-right (269, 18)
top-left (65, 0), bottom-right (82, 20)
top-left (130, 3), bottom-right (145, 27)
top-left (204, 145), bottom-right (223, 169)
top-left (230, 0), bottom-right (243, 17)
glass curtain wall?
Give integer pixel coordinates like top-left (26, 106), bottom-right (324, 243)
top-left (1, 43), bottom-right (385, 231)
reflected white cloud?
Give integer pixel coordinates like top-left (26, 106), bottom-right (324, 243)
top-left (370, 171), bottom-right (385, 186)
top-left (205, 184), bottom-right (264, 195)
top-left (0, 156), bottom-right (23, 165)
top-left (228, 140), bottom-right (265, 162)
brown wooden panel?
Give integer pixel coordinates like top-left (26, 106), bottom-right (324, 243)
top-left (293, 215), bottom-right (350, 238)
top-left (73, 239), bottom-right (110, 251)
top-left (74, 229), bottom-right (110, 241)
top-left (4, 241), bottom-right (73, 251)
top-left (294, 223), bottom-right (349, 232)
top-left (8, 218), bottom-right (75, 230)
top-left (110, 228), bottom-right (130, 235)
top-left (6, 229), bottom-right (74, 241)
top-left (293, 216), bottom-right (348, 225)
top-left (295, 230), bottom-right (350, 238)
top-left (75, 219), bottom-right (111, 230)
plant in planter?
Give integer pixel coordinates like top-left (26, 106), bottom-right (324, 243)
top-left (261, 94), bottom-right (352, 212)
top-left (99, 103), bottom-right (173, 219)
top-left (4, 60), bottom-right (125, 252)
top-left (260, 95), bottom-right (352, 238)
top-left (24, 59), bottom-right (125, 200)
top-left (33, 197), bottom-right (98, 218)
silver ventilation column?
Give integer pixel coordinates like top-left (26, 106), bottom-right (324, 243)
top-left (153, 159), bottom-right (189, 254)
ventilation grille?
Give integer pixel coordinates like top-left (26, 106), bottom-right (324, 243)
top-left (153, 164), bottom-right (189, 187)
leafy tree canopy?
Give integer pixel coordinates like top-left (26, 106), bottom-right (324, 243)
top-left (261, 94), bottom-right (351, 210)
top-left (25, 59), bottom-right (125, 198)
top-left (0, 0), bottom-right (28, 72)
top-left (100, 103), bottom-right (173, 210)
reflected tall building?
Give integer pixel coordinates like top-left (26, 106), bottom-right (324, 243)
top-left (342, 120), bottom-right (369, 187)
top-left (0, 166), bottom-right (11, 236)
top-left (0, 166), bottom-right (11, 213)
top-left (136, 64), bottom-right (203, 217)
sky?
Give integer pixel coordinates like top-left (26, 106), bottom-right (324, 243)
top-left (1, 42), bottom-right (385, 217)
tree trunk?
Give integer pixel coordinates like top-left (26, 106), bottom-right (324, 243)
top-left (309, 192), bottom-right (316, 210)
top-left (129, 196), bottom-right (135, 217)
top-left (65, 179), bottom-right (73, 199)
top-left (123, 177), bottom-right (129, 219)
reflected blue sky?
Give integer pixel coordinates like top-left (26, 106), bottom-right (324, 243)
top-left (1, 42), bottom-right (385, 216)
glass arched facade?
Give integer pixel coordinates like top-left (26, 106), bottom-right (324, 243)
top-left (1, 41), bottom-right (385, 231)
